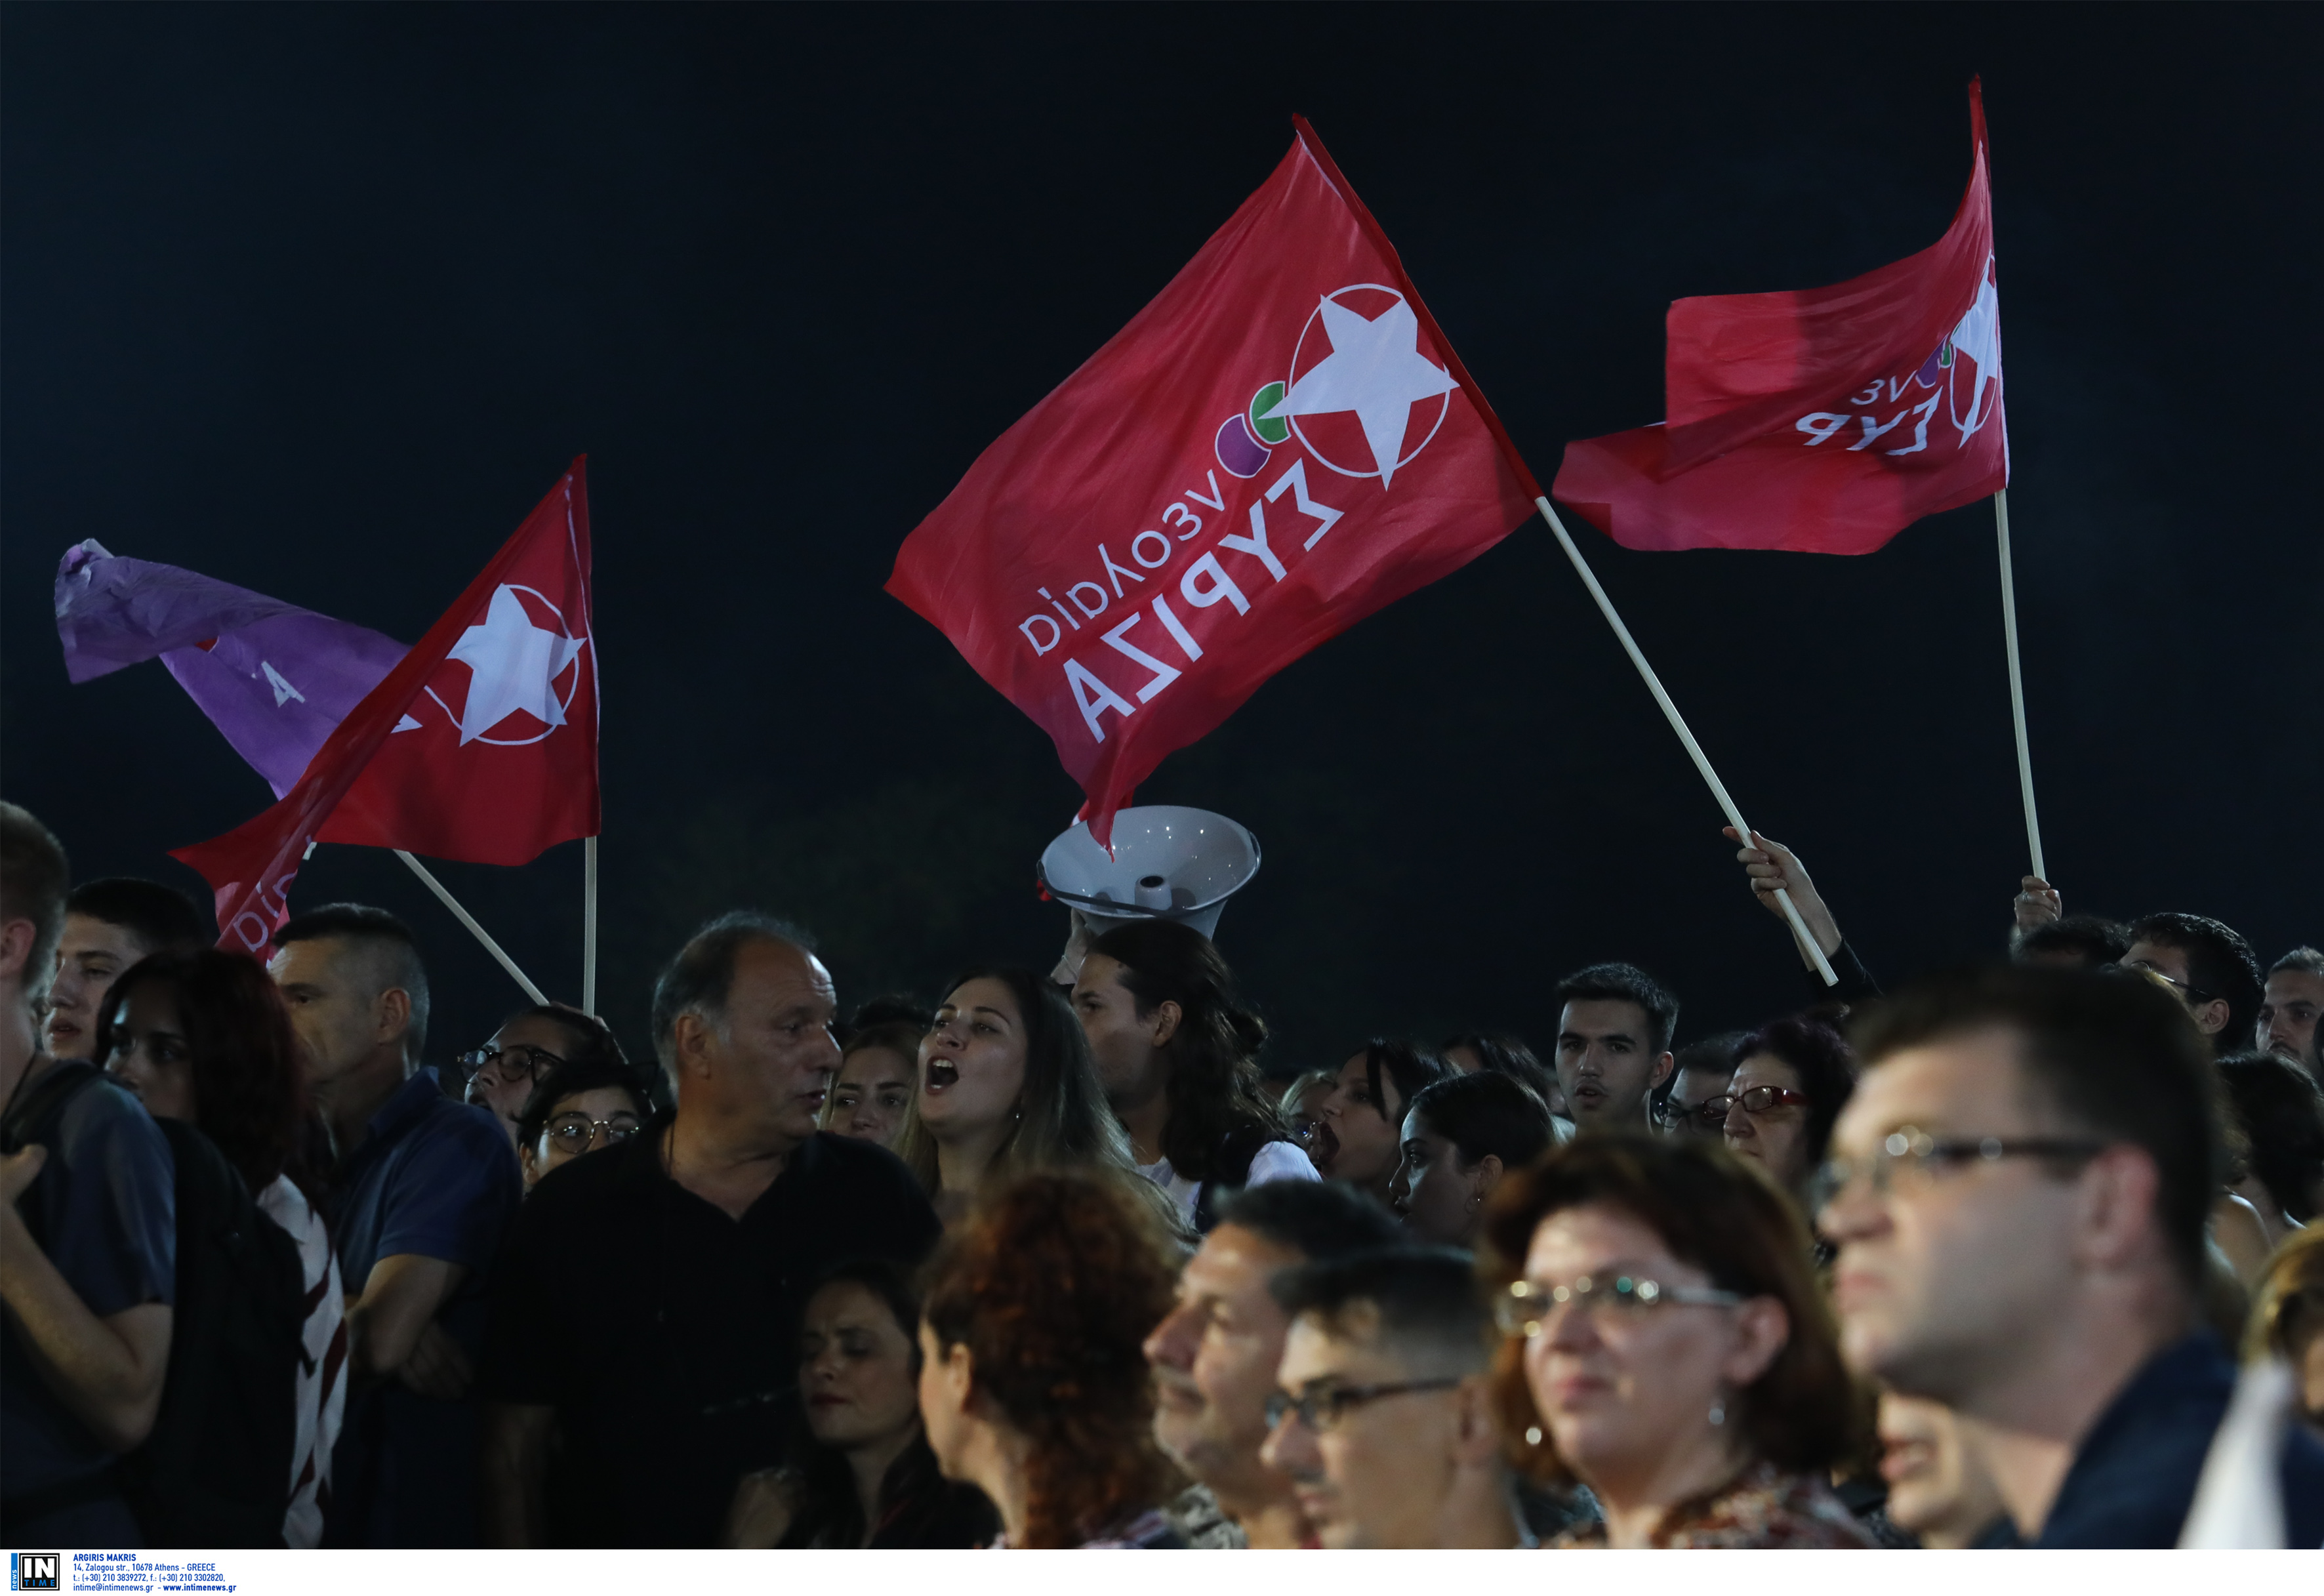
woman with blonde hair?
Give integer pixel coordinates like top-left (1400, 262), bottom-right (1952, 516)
top-left (892, 966), bottom-right (1182, 1236)
top-left (2244, 1225), bottom-right (2324, 1431)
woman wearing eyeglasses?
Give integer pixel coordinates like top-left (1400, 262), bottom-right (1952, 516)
top-left (514, 1059), bottom-right (652, 1192)
top-left (458, 1002), bottom-right (629, 1146)
top-left (1482, 1136), bottom-right (1871, 1547)
top-left (1717, 1016), bottom-right (1859, 1208)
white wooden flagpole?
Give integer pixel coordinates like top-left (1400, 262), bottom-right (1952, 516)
top-left (1992, 489), bottom-right (2047, 882)
top-left (394, 849), bottom-right (550, 1005)
top-left (582, 836), bottom-right (599, 1015)
top-left (1534, 497), bottom-right (1840, 987)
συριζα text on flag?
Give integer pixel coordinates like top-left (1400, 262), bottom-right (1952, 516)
top-left (885, 117), bottom-right (1538, 848)
top-left (1553, 78), bottom-right (2007, 556)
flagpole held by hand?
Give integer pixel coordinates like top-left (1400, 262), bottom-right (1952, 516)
top-left (1532, 496), bottom-right (1839, 987)
top-left (1993, 489), bottom-right (2046, 881)
top-left (393, 849), bottom-right (550, 1006)
top-left (582, 836), bottom-right (599, 1015)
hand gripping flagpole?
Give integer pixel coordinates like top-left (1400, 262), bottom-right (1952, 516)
top-left (1533, 497), bottom-right (1839, 987)
top-left (582, 836), bottom-right (599, 1015)
top-left (394, 849), bottom-right (550, 1005)
top-left (1992, 489), bottom-right (2046, 882)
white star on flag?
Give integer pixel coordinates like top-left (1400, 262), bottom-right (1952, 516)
top-left (1257, 294), bottom-right (1459, 488)
top-left (445, 585), bottom-right (585, 745)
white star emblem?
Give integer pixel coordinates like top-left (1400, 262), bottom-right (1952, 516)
top-left (444, 585), bottom-right (585, 746)
top-left (1257, 293), bottom-right (1458, 489)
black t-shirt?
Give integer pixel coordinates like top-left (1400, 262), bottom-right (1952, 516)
top-left (481, 1125), bottom-right (941, 1548)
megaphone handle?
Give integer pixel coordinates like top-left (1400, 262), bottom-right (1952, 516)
top-left (1534, 497), bottom-right (1839, 988)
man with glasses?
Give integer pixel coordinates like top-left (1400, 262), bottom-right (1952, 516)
top-left (1142, 1179), bottom-right (1400, 1547)
top-left (459, 1002), bottom-right (632, 1145)
top-left (1654, 1033), bottom-right (1741, 1139)
top-left (1258, 1248), bottom-right (1526, 1548)
top-left (2118, 911), bottom-right (2265, 1056)
top-left (1819, 964), bottom-right (2324, 1547)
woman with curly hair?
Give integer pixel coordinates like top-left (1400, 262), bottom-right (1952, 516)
top-left (917, 1170), bottom-right (1184, 1547)
top-left (1481, 1134), bottom-right (1871, 1547)
top-left (97, 947), bottom-right (344, 1549)
top-left (893, 966), bottom-right (1181, 1235)
top-left (1072, 920), bottom-right (1315, 1231)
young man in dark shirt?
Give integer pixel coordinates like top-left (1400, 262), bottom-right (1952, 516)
top-left (1823, 964), bottom-right (2324, 1547)
top-left (479, 912), bottom-right (939, 1548)
top-left (0, 805), bottom-right (176, 1548)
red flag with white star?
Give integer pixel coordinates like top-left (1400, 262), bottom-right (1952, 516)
top-left (886, 119), bottom-right (1537, 846)
top-left (1552, 79), bottom-right (2006, 555)
top-left (173, 461), bottom-right (600, 949)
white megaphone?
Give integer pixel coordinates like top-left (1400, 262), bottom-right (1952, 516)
top-left (1040, 806), bottom-right (1261, 977)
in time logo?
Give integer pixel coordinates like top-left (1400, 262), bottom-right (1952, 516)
top-left (10, 1553), bottom-right (60, 1591)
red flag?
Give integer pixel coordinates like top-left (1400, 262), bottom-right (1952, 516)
top-left (174, 461), bottom-right (600, 950)
top-left (1553, 81), bottom-right (2006, 555)
top-left (886, 119), bottom-right (1536, 846)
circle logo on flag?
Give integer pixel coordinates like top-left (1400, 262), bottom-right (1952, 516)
top-left (1259, 285), bottom-right (1459, 491)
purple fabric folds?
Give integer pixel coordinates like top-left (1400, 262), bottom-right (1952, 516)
top-left (55, 539), bottom-right (409, 798)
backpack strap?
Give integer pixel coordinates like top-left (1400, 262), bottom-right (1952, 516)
top-left (1, 1060), bottom-right (104, 1156)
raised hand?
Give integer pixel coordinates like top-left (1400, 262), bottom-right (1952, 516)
top-left (1724, 827), bottom-right (1843, 959)
top-left (2013, 876), bottom-right (2062, 944)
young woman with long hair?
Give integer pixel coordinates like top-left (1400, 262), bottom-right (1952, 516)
top-left (98, 947), bottom-right (345, 1549)
top-left (724, 1259), bottom-right (996, 1547)
top-left (891, 966), bottom-right (1182, 1236)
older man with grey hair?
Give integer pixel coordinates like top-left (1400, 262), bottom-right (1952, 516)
top-left (270, 902), bottom-right (514, 1548)
top-left (479, 912), bottom-right (939, 1548)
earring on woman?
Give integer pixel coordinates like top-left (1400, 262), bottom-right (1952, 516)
top-left (1707, 1387), bottom-right (1729, 1427)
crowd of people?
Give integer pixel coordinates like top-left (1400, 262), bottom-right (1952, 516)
top-left (2, 795), bottom-right (2320, 1551)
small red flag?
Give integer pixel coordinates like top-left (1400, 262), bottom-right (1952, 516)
top-left (174, 461), bottom-right (600, 950)
top-left (1553, 81), bottom-right (2007, 555)
top-left (886, 119), bottom-right (1537, 847)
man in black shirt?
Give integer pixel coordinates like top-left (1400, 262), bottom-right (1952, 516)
top-left (479, 912), bottom-right (939, 1547)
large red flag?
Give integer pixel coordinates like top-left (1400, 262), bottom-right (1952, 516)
top-left (886, 119), bottom-right (1537, 846)
top-left (174, 461), bottom-right (600, 950)
top-left (1553, 81), bottom-right (2006, 555)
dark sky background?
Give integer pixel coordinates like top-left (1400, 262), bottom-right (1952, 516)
top-left (5, 4), bottom-right (2318, 1073)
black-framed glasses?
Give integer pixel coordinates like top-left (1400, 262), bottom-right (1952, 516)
top-left (1808, 1125), bottom-right (2110, 1213)
top-left (1654, 1097), bottom-right (1730, 1137)
top-left (542, 1113), bottom-right (643, 1154)
top-left (1264, 1378), bottom-right (1461, 1433)
top-left (1494, 1275), bottom-right (1744, 1339)
top-left (458, 1044), bottom-right (567, 1087)
top-left (1710, 1085), bottom-right (1810, 1118)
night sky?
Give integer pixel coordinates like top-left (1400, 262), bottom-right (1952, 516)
top-left (6, 4), bottom-right (2317, 1073)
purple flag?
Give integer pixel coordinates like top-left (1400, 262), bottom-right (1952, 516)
top-left (55, 540), bottom-right (409, 798)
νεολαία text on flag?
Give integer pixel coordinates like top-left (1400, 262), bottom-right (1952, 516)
top-left (1551, 79), bottom-right (2007, 556)
top-left (884, 117), bottom-right (1539, 849)
top-left (171, 460), bottom-right (601, 949)
top-left (54, 540), bottom-right (409, 799)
